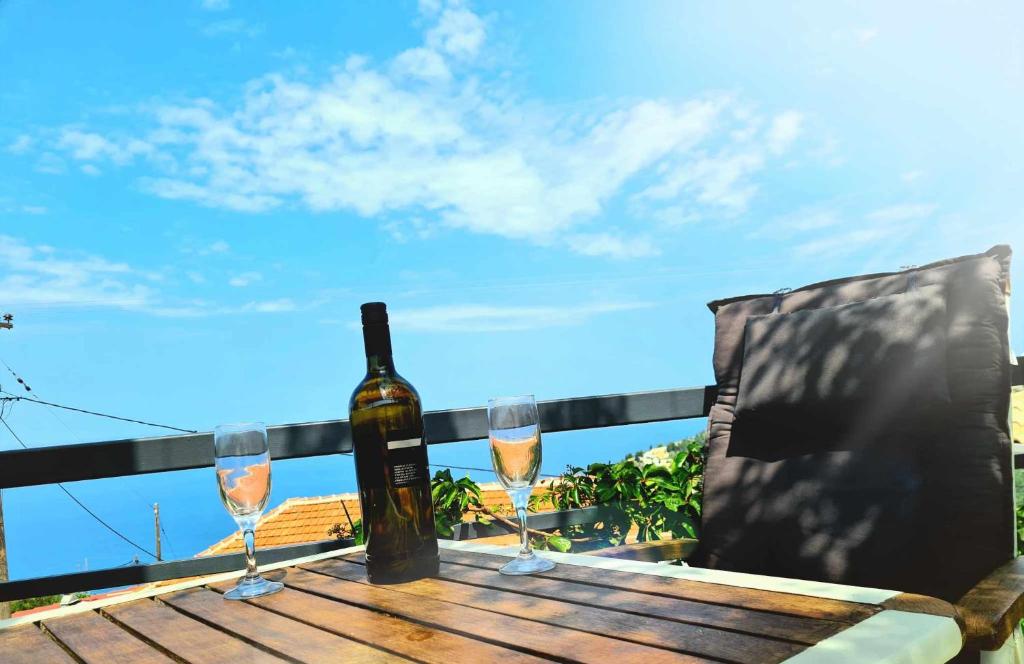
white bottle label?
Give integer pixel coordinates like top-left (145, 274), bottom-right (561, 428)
top-left (387, 437), bottom-right (421, 450)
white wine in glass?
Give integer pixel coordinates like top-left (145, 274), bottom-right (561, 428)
top-left (214, 422), bottom-right (283, 600)
top-left (488, 395), bottom-right (555, 575)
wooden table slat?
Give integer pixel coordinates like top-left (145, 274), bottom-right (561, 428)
top-left (438, 548), bottom-right (880, 624)
top-left (43, 610), bottom-right (175, 664)
top-left (103, 599), bottom-right (286, 664)
top-left (208, 580), bottom-right (551, 664)
top-left (0, 624), bottom-right (77, 664)
top-left (161, 586), bottom-right (409, 664)
top-left (281, 566), bottom-right (713, 664)
top-left (435, 558), bottom-right (844, 644)
top-left (306, 557), bottom-right (805, 663)
top-left (2, 548), bottom-right (961, 664)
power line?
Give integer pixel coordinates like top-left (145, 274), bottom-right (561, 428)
top-left (1, 359), bottom-right (181, 556)
top-left (0, 415), bottom-right (158, 561)
top-left (1, 358), bottom-right (32, 393)
top-left (0, 393), bottom-right (196, 434)
top-left (430, 462), bottom-right (560, 479)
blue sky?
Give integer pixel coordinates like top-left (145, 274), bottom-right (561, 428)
top-left (1, 1), bottom-right (1022, 573)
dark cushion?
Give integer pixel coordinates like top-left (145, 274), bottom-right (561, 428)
top-left (735, 286), bottom-right (951, 432)
top-left (698, 245), bottom-right (1014, 602)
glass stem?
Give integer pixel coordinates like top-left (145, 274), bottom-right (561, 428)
top-left (243, 528), bottom-right (259, 581)
top-left (508, 488), bottom-right (532, 557)
top-left (516, 506), bottom-right (531, 556)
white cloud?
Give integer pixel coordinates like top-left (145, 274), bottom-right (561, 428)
top-left (0, 235), bottom-right (153, 310)
top-left (812, 135), bottom-right (844, 167)
top-left (229, 271), bottom-right (262, 287)
top-left (793, 227), bottom-right (904, 259)
top-left (7, 134), bottom-right (32, 154)
top-left (20, 205), bottom-right (48, 215)
top-left (392, 47), bottom-right (452, 81)
top-left (750, 206), bottom-right (841, 239)
top-left (43, 1), bottom-right (801, 260)
top-left (58, 129), bottom-right (151, 165)
top-left (901, 170), bottom-right (925, 183)
top-left (179, 239), bottom-right (232, 256)
top-left (201, 0), bottom-right (230, 10)
top-left (81, 164), bottom-right (102, 176)
top-left (566, 233), bottom-right (660, 259)
top-left (766, 111), bottom-right (803, 155)
top-left (241, 298), bottom-right (295, 313)
top-left (35, 152), bottom-right (66, 174)
top-left (785, 202), bottom-right (936, 259)
top-left (865, 203), bottom-right (937, 223)
top-left (0, 236), bottom-right (297, 317)
top-left (387, 301), bottom-right (654, 332)
top-left (636, 149), bottom-right (765, 212)
top-left (856, 27), bottom-right (880, 43)
top-left (833, 27), bottom-right (880, 45)
top-left (202, 19), bottom-right (262, 38)
top-left (186, 271), bottom-right (206, 284)
top-left (425, 5), bottom-right (486, 60)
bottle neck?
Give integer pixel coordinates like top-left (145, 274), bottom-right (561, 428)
top-left (363, 323), bottom-right (395, 374)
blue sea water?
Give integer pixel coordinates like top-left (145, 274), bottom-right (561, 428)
top-left (4, 419), bottom-right (704, 583)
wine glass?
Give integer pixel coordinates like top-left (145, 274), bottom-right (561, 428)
top-left (214, 422), bottom-right (283, 599)
top-left (487, 395), bottom-right (556, 575)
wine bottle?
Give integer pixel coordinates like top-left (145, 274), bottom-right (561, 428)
top-left (350, 302), bottom-right (439, 583)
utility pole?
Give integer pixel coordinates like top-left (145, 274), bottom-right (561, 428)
top-left (0, 486), bottom-right (7, 620)
top-left (1, 313), bottom-right (13, 619)
top-left (153, 504), bottom-right (162, 562)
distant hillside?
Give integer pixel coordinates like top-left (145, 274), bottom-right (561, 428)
top-left (625, 431), bottom-right (706, 466)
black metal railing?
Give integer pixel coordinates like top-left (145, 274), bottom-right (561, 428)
top-left (0, 384), bottom-right (716, 601)
top-left (2, 355), bottom-right (1022, 603)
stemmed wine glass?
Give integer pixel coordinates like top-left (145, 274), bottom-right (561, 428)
top-left (214, 422), bottom-right (283, 599)
top-left (487, 395), bottom-right (556, 575)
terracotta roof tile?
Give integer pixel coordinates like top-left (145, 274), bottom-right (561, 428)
top-left (197, 483), bottom-right (549, 557)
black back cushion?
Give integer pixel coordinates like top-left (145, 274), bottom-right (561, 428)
top-left (699, 246), bottom-right (1013, 601)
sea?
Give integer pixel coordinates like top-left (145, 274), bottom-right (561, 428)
top-left (3, 419), bottom-right (704, 585)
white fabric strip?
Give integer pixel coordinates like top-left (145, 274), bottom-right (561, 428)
top-left (782, 610), bottom-right (962, 664)
top-left (0, 544), bottom-right (367, 630)
top-left (440, 540), bottom-right (899, 604)
top-left (981, 624), bottom-right (1024, 664)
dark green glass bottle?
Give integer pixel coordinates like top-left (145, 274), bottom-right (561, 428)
top-left (349, 302), bottom-right (439, 583)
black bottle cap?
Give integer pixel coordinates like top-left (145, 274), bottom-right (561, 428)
top-left (360, 302), bottom-right (388, 325)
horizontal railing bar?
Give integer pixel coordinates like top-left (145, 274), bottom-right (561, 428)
top-left (0, 538), bottom-right (354, 602)
top-left (1, 359), bottom-right (1020, 600)
top-left (3, 353), bottom-right (1021, 490)
top-left (0, 507), bottom-right (619, 600)
top-left (450, 505), bottom-right (620, 541)
top-left (0, 385), bottom-right (716, 489)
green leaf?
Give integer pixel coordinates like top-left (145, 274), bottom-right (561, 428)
top-left (546, 535), bottom-right (572, 553)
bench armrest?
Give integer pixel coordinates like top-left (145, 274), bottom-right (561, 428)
top-left (587, 538), bottom-right (699, 563)
top-left (956, 557), bottom-right (1024, 651)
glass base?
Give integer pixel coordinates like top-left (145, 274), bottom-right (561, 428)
top-left (223, 574), bottom-right (284, 600)
top-left (498, 552), bottom-right (556, 575)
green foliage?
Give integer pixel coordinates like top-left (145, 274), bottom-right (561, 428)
top-left (665, 431), bottom-right (706, 454)
top-left (327, 518), bottom-right (363, 544)
top-left (1017, 503), bottom-right (1024, 556)
top-left (332, 435), bottom-right (706, 556)
top-left (531, 433), bottom-right (706, 552)
top-left (430, 469), bottom-right (492, 537)
top-left (10, 593), bottom-right (88, 613)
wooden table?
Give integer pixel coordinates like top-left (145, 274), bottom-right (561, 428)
top-left (0, 541), bottom-right (963, 663)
